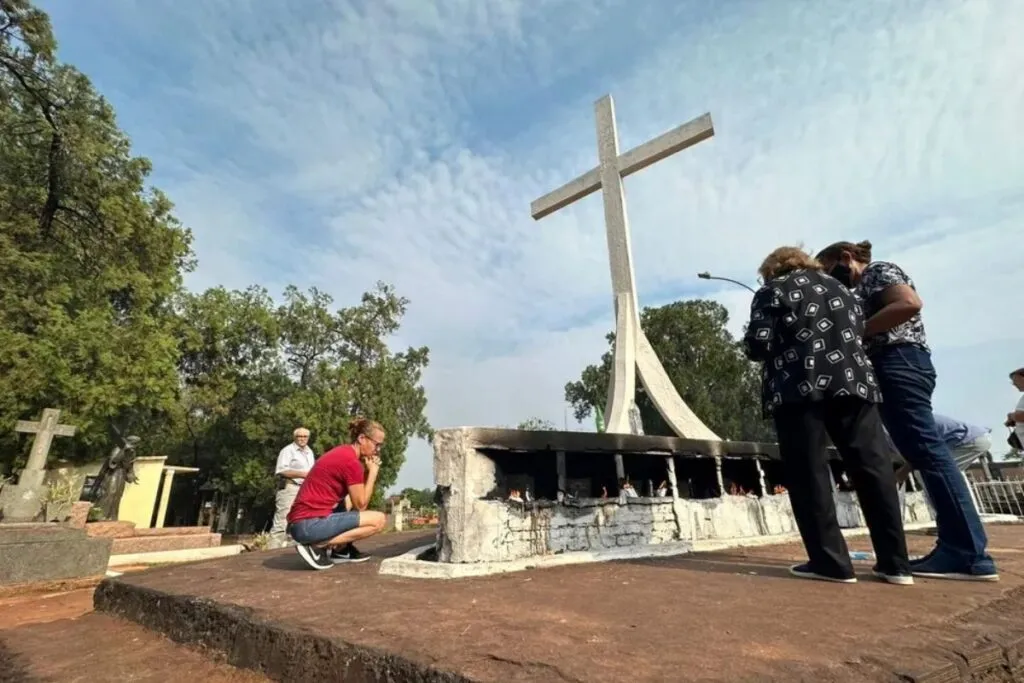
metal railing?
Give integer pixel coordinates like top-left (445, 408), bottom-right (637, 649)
top-left (966, 473), bottom-right (1024, 517)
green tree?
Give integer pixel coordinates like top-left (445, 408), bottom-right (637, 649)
top-left (516, 417), bottom-right (557, 431)
top-left (155, 282), bottom-right (431, 520)
top-left (0, 2), bottom-right (433, 530)
top-left (0, 0), bottom-right (193, 468)
top-left (564, 300), bottom-right (774, 442)
top-left (398, 487), bottom-right (435, 510)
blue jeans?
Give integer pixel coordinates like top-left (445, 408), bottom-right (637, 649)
top-left (287, 511), bottom-right (361, 545)
top-left (870, 344), bottom-right (990, 564)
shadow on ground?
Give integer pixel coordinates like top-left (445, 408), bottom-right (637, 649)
top-left (0, 638), bottom-right (42, 683)
top-left (626, 553), bottom-right (800, 580)
top-left (261, 531), bottom-right (433, 571)
top-left (625, 528), bottom-right (948, 580)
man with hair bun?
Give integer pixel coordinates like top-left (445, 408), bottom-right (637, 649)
top-left (286, 417), bottom-right (388, 570)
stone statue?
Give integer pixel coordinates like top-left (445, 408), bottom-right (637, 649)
top-left (627, 400), bottom-right (645, 436)
top-left (88, 427), bottom-right (141, 520)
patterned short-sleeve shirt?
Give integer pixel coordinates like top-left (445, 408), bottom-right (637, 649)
top-left (855, 261), bottom-right (928, 355)
top-left (743, 268), bottom-right (883, 417)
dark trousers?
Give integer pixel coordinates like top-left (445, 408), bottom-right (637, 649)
top-left (774, 397), bottom-right (910, 577)
top-left (870, 344), bottom-right (989, 563)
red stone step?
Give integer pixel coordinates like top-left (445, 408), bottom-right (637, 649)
top-left (110, 533), bottom-right (221, 555)
top-left (85, 521), bottom-right (137, 539)
top-left (132, 526), bottom-right (213, 538)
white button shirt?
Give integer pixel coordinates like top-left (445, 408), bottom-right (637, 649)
top-left (275, 442), bottom-right (315, 486)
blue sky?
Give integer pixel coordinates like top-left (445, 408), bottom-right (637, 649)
top-left (39, 0), bottom-right (1024, 489)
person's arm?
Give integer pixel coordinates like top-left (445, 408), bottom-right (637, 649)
top-left (860, 263), bottom-right (923, 338)
top-left (1008, 410), bottom-right (1024, 425)
top-left (347, 457), bottom-right (379, 511)
top-left (742, 287), bottom-right (779, 361)
top-left (864, 285), bottom-right (922, 337)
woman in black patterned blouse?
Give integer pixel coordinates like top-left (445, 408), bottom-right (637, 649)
top-left (743, 246), bottom-right (911, 585)
top-left (816, 240), bottom-right (997, 582)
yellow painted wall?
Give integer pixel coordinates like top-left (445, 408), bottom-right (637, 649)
top-left (116, 456), bottom-right (167, 529)
top-left (47, 455), bottom-right (167, 528)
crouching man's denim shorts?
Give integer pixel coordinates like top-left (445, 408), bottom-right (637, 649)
top-left (287, 511), bottom-right (360, 545)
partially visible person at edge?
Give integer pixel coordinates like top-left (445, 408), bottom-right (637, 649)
top-left (743, 246), bottom-right (911, 586)
top-left (895, 415), bottom-right (993, 487)
top-left (267, 427), bottom-right (316, 550)
top-left (1006, 368), bottom-right (1024, 453)
top-left (816, 240), bottom-right (998, 581)
top-left (286, 418), bottom-right (388, 570)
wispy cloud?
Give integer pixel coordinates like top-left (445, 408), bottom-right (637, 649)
top-left (41, 0), bottom-right (1024, 487)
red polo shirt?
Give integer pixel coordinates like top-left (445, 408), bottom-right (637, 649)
top-left (287, 444), bottom-right (365, 523)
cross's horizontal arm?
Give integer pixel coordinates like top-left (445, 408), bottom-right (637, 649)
top-left (14, 420), bottom-right (76, 437)
top-left (616, 113), bottom-right (713, 180)
top-left (14, 420), bottom-right (40, 433)
top-left (530, 112), bottom-right (714, 220)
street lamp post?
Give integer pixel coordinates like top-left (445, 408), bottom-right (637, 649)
top-left (697, 271), bottom-right (757, 294)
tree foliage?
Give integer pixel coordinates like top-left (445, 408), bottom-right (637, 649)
top-left (0, 2), bottom-right (432, 522)
top-left (158, 283), bottom-right (432, 510)
top-left (515, 418), bottom-right (557, 431)
top-left (397, 487), bottom-right (436, 510)
top-left (0, 0), bottom-right (192, 461)
top-left (565, 300), bottom-right (774, 442)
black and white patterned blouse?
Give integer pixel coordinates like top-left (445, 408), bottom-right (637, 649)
top-left (743, 268), bottom-right (884, 417)
top-left (855, 261), bottom-right (929, 355)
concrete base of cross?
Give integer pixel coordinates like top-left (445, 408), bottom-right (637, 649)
top-left (0, 469), bottom-right (47, 523)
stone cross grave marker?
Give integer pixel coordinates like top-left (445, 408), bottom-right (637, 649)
top-left (0, 408), bottom-right (77, 521)
top-left (531, 94), bottom-right (720, 439)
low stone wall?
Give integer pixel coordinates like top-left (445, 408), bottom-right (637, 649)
top-left (0, 524), bottom-right (112, 585)
top-left (492, 498), bottom-right (678, 563)
top-left (434, 427), bottom-right (936, 565)
top-left (448, 491), bottom-right (934, 564)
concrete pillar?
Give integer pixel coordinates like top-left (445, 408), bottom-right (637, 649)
top-left (155, 469), bottom-right (176, 529)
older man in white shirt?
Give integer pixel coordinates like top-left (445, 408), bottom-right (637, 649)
top-left (268, 427), bottom-right (316, 549)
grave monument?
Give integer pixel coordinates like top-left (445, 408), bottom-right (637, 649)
top-left (0, 408), bottom-right (112, 586)
top-left (0, 408), bottom-right (78, 522)
top-left (383, 95), bottom-right (936, 578)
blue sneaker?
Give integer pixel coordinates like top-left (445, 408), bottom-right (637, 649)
top-left (910, 547), bottom-right (999, 582)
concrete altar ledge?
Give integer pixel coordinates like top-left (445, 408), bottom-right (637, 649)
top-left (378, 520), bottom-right (944, 580)
top-left (379, 540), bottom-right (693, 579)
top-left (449, 426), bottom-right (795, 460)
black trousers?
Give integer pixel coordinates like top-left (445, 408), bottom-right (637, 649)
top-left (773, 397), bottom-right (910, 577)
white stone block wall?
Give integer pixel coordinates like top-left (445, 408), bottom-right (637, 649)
top-left (492, 498), bottom-right (678, 563)
top-left (433, 428), bottom-right (936, 564)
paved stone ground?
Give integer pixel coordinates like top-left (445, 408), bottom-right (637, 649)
top-left (92, 525), bottom-right (1024, 682)
top-left (0, 575), bottom-right (268, 681)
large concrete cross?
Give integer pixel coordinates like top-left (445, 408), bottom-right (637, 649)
top-left (15, 408), bottom-right (77, 474)
top-left (1, 408), bottom-right (78, 521)
top-left (531, 94), bottom-right (720, 440)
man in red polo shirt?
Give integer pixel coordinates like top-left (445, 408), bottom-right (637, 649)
top-left (286, 418), bottom-right (387, 570)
